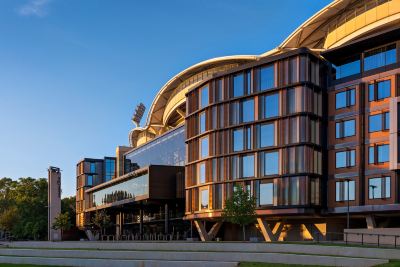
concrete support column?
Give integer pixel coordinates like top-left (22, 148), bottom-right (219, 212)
top-left (194, 220), bottom-right (223, 241)
top-left (257, 218), bottom-right (284, 242)
top-left (366, 215), bottom-right (376, 229)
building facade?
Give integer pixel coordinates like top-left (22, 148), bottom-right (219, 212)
top-left (76, 0), bottom-right (400, 241)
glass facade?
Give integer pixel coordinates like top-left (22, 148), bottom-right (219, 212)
top-left (369, 112), bottom-right (389, 132)
top-left (369, 80), bottom-right (391, 101)
top-left (336, 150), bottom-right (355, 168)
top-left (336, 119), bottom-right (355, 138)
top-left (90, 173), bottom-right (149, 208)
top-left (335, 180), bottom-right (355, 201)
top-left (334, 55), bottom-right (360, 79)
top-left (259, 65), bottom-right (274, 91)
top-left (364, 44), bottom-right (396, 71)
top-left (104, 158), bottom-right (116, 182)
top-left (369, 177), bottom-right (391, 199)
top-left (336, 89), bottom-right (355, 109)
top-left (124, 126), bottom-right (185, 172)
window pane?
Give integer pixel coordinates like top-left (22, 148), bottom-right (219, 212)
top-left (336, 122), bottom-right (341, 138)
top-left (260, 183), bottom-right (273, 205)
top-left (233, 129), bottom-right (244, 152)
top-left (349, 181), bottom-right (355, 201)
top-left (287, 88), bottom-right (296, 114)
top-left (336, 91), bottom-right (347, 109)
top-left (199, 163), bottom-right (206, 184)
top-left (87, 175), bottom-right (93, 186)
top-left (200, 86), bottom-right (209, 108)
top-left (349, 89), bottom-right (355, 106)
top-left (377, 80), bottom-right (390, 100)
top-left (385, 177), bottom-right (391, 198)
top-left (242, 99), bottom-right (254, 123)
top-left (264, 93), bottom-right (279, 118)
top-left (335, 56), bottom-right (360, 79)
top-left (344, 120), bottom-right (355, 137)
top-left (378, 145), bottom-right (389, 163)
top-left (264, 151), bottom-right (279, 175)
top-left (384, 112), bottom-right (390, 130)
top-left (260, 123), bottom-right (275, 147)
top-left (369, 146), bottom-right (375, 164)
top-left (233, 74), bottom-right (244, 97)
top-left (369, 114), bottom-right (382, 132)
top-left (90, 163), bottom-right (96, 173)
top-left (369, 178), bottom-right (381, 199)
top-left (201, 189), bottom-right (209, 209)
top-left (200, 137), bottom-right (209, 159)
top-left (260, 65), bottom-right (274, 91)
top-left (242, 155), bottom-right (254, 177)
top-left (368, 84), bottom-right (375, 101)
top-left (199, 112), bottom-right (206, 133)
top-left (349, 150), bottom-right (356, 166)
top-left (336, 151), bottom-right (346, 168)
top-left (335, 182), bottom-right (341, 202)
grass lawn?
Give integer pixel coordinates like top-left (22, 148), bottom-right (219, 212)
top-left (0, 264), bottom-right (64, 267)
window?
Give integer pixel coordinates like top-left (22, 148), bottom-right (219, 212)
top-left (200, 136), bottom-right (209, 159)
top-left (334, 55), bottom-right (361, 79)
top-left (369, 80), bottom-right (390, 101)
top-left (215, 79), bottom-right (223, 102)
top-left (200, 86), bottom-right (209, 108)
top-left (233, 128), bottom-right (244, 152)
top-left (336, 150), bottom-right (356, 168)
top-left (242, 155), bottom-right (254, 178)
top-left (199, 162), bottom-right (206, 184)
top-left (264, 93), bottom-right (279, 118)
top-left (87, 175), bottom-right (93, 186)
top-left (200, 189), bottom-right (209, 209)
top-left (259, 182), bottom-right (274, 205)
top-left (259, 123), bottom-right (275, 147)
top-left (336, 119), bottom-right (355, 138)
top-left (199, 112), bottom-right (206, 133)
top-left (336, 89), bottom-right (355, 109)
top-left (90, 162), bottom-right (96, 173)
top-left (104, 158), bottom-right (116, 181)
top-left (369, 144), bottom-right (389, 164)
top-left (286, 88), bottom-right (296, 114)
top-left (335, 180), bottom-right (355, 201)
top-left (364, 44), bottom-right (396, 71)
top-left (242, 98), bottom-right (254, 123)
top-left (369, 112), bottom-right (389, 132)
top-left (259, 65), bottom-right (274, 91)
top-left (369, 177), bottom-right (391, 199)
top-left (233, 73), bottom-right (244, 97)
top-left (264, 151), bottom-right (279, 175)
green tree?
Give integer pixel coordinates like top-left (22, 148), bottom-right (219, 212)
top-left (0, 206), bottom-right (19, 233)
top-left (52, 212), bottom-right (72, 239)
top-left (61, 196), bottom-right (76, 227)
top-left (91, 209), bottom-right (111, 238)
top-left (222, 184), bottom-right (257, 241)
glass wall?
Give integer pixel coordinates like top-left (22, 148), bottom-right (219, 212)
top-left (90, 173), bottom-right (149, 207)
top-left (124, 126), bottom-right (185, 173)
top-left (364, 44), bottom-right (396, 71)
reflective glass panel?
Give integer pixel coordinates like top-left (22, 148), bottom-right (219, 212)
top-left (264, 151), bottom-right (279, 175)
top-left (260, 123), bottom-right (275, 147)
top-left (199, 112), bottom-right (206, 133)
top-left (200, 136), bottom-right (209, 159)
top-left (200, 86), bottom-right (209, 108)
top-left (233, 128), bottom-right (244, 152)
top-left (233, 74), bottom-right (244, 97)
top-left (259, 183), bottom-right (273, 205)
top-left (378, 145), bottom-right (389, 163)
top-left (199, 162), bottom-right (206, 184)
top-left (201, 189), bottom-right (209, 209)
top-left (260, 65), bottom-right (274, 91)
top-left (242, 155), bottom-right (254, 178)
top-left (264, 93), bottom-right (279, 118)
top-left (242, 99), bottom-right (254, 123)
top-left (369, 114), bottom-right (382, 132)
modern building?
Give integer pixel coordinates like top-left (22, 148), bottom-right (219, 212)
top-left (76, 0), bottom-right (400, 241)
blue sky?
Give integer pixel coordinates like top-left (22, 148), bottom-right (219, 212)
top-left (0, 0), bottom-right (331, 197)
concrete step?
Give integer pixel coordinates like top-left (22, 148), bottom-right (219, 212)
top-left (7, 241), bottom-right (400, 260)
top-left (0, 256), bottom-right (237, 267)
top-left (0, 248), bottom-right (389, 267)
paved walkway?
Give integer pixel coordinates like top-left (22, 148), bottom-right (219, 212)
top-left (0, 241), bottom-right (394, 267)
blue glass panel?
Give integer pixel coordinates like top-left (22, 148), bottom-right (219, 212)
top-left (259, 183), bottom-right (273, 205)
top-left (386, 47), bottom-right (397, 65)
top-left (378, 145), bottom-right (389, 163)
top-left (242, 155), bottom-right (254, 177)
top-left (200, 86), bottom-right (209, 108)
top-left (199, 112), bottom-right (206, 133)
top-left (233, 74), bottom-right (244, 97)
top-left (369, 146), bottom-right (375, 164)
top-left (335, 152), bottom-right (346, 168)
top-left (124, 126), bottom-right (185, 172)
top-left (368, 84), bottom-right (375, 101)
top-left (201, 137), bottom-right (209, 159)
top-left (344, 120), bottom-right (355, 137)
top-left (260, 123), bottom-right (275, 147)
top-left (233, 129), bottom-right (244, 152)
top-left (260, 65), bottom-right (274, 91)
top-left (264, 93), bottom-right (279, 118)
top-left (369, 114), bottom-right (382, 132)
top-left (349, 150), bottom-right (355, 166)
top-left (335, 59), bottom-right (360, 79)
top-left (384, 112), bottom-right (390, 130)
top-left (349, 89), bottom-right (355, 106)
top-left (335, 91), bottom-right (347, 109)
top-left (385, 177), bottom-right (391, 198)
top-left (264, 151), bottom-right (278, 175)
top-left (377, 80), bottom-right (391, 100)
top-left (91, 173), bottom-right (149, 207)
top-left (369, 178), bottom-right (382, 199)
top-left (199, 163), bottom-right (206, 184)
top-left (87, 175), bottom-right (93, 186)
top-left (242, 99), bottom-right (254, 122)
top-left (336, 122), bottom-right (341, 138)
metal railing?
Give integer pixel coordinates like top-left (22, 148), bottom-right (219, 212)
top-left (313, 231), bottom-right (400, 249)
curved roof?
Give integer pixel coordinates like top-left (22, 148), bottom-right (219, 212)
top-left (279, 0), bottom-right (400, 50)
top-left (129, 55), bottom-right (257, 147)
